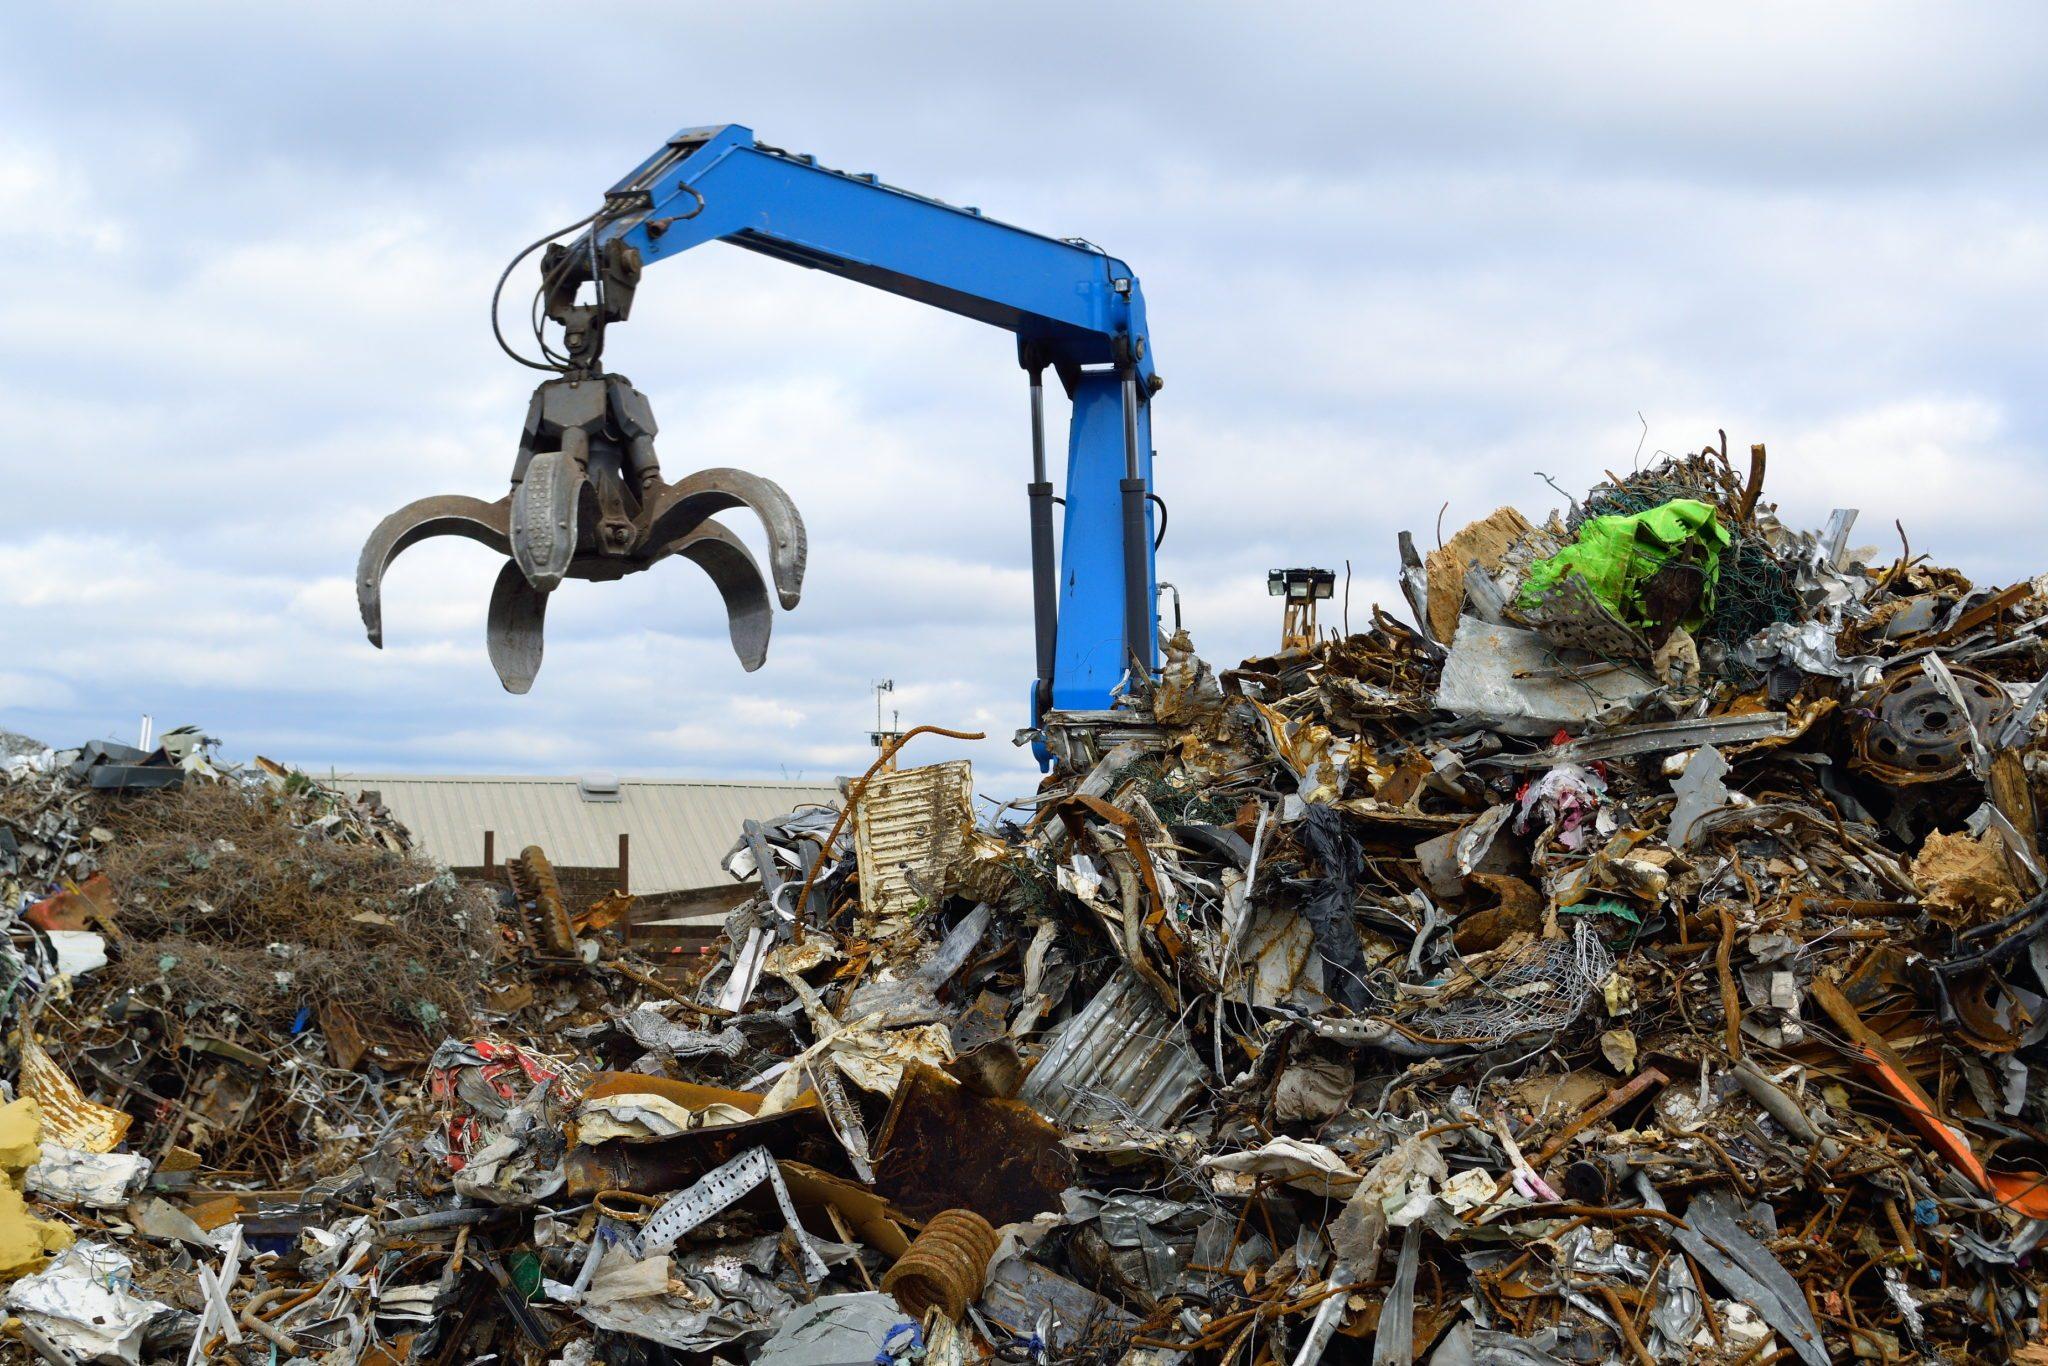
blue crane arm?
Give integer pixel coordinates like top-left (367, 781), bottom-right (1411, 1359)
top-left (590, 125), bottom-right (1157, 386)
top-left (578, 125), bottom-right (1160, 725)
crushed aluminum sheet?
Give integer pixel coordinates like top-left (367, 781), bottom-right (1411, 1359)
top-left (616, 1006), bottom-right (747, 1060)
top-left (753, 1292), bottom-right (915, 1366)
top-left (1667, 744), bottom-right (1732, 849)
top-left (5, 1243), bottom-right (165, 1366)
top-left (1738, 619), bottom-right (1884, 684)
top-left (1433, 618), bottom-right (1660, 738)
top-left (1662, 1186), bottom-right (1828, 1366)
top-left (25, 1144), bottom-right (149, 1209)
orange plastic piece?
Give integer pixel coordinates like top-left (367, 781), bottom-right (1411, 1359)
top-left (1858, 1043), bottom-right (2048, 1219)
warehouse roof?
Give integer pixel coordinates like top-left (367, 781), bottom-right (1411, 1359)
top-left (327, 774), bottom-right (842, 896)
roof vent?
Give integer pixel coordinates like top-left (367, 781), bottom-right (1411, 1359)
top-left (577, 772), bottom-right (622, 803)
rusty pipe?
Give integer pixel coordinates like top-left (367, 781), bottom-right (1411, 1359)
top-left (239, 1287), bottom-right (303, 1355)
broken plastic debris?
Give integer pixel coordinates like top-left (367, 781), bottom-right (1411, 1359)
top-left (6, 1242), bottom-right (165, 1365)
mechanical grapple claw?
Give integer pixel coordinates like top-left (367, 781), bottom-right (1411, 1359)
top-left (358, 373), bottom-right (806, 693)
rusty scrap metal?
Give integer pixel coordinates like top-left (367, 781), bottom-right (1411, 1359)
top-left (1850, 661), bottom-right (2013, 784)
top-left (505, 844), bottom-right (577, 957)
top-left (1529, 1068), bottom-right (1670, 1169)
top-left (30, 432), bottom-right (2048, 1364)
top-left (872, 1062), bottom-right (1075, 1227)
top-left (852, 759), bottom-right (976, 930)
top-left (1015, 969), bottom-right (1205, 1131)
top-left (880, 1208), bottom-right (998, 1321)
top-left (789, 724), bottom-right (987, 937)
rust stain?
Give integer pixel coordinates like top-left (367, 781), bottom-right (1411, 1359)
top-left (873, 1062), bottom-right (1074, 1226)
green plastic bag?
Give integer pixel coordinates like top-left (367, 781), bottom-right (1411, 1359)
top-left (1516, 498), bottom-right (1728, 631)
top-left (507, 1249), bottom-right (545, 1301)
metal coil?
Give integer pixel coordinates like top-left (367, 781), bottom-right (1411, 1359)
top-left (880, 1208), bottom-right (998, 1321)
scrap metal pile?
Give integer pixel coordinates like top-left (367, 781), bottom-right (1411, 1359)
top-left (7, 437), bottom-right (2048, 1362)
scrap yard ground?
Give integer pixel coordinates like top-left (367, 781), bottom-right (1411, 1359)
top-left (6, 447), bottom-right (2048, 1361)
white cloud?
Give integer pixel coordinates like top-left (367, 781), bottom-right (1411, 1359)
top-left (1, 5), bottom-right (2046, 806)
top-left (0, 136), bottom-right (123, 252)
top-left (0, 673), bottom-right (75, 711)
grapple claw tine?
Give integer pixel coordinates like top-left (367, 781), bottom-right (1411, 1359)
top-left (356, 373), bottom-right (805, 688)
top-left (509, 442), bottom-right (586, 592)
top-left (650, 516), bottom-right (775, 670)
top-left (357, 495), bottom-right (513, 648)
top-left (643, 468), bottom-right (808, 610)
top-left (486, 561), bottom-right (549, 694)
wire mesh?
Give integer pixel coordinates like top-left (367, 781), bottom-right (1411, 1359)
top-left (1411, 921), bottom-right (1614, 1044)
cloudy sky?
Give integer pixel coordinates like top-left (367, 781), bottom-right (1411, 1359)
top-left (4, 4), bottom-right (2047, 797)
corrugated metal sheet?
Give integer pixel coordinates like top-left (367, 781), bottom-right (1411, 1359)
top-left (853, 760), bottom-right (973, 926)
top-left (328, 774), bottom-right (841, 895)
top-left (1018, 970), bottom-right (1205, 1130)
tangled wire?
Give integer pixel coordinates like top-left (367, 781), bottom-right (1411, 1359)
top-left (97, 783), bottom-right (495, 1033)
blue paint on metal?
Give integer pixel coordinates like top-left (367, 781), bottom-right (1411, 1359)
top-left (1055, 373), bottom-right (1154, 710)
top-left (584, 125), bottom-right (1160, 715)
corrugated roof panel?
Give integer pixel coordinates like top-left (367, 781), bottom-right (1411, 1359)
top-left (329, 774), bottom-right (841, 895)
top-left (1018, 970), bottom-right (1206, 1130)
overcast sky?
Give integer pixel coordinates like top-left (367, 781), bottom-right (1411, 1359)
top-left (4, 4), bottom-right (2047, 796)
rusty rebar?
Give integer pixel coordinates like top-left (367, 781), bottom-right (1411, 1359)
top-left (1595, 1284), bottom-right (1655, 1366)
top-left (1716, 904), bottom-right (1743, 1060)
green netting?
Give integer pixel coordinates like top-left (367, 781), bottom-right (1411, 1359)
top-left (1698, 537), bottom-right (1800, 648)
top-left (1127, 758), bottom-right (1239, 826)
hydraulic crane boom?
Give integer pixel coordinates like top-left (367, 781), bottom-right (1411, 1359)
top-left (359, 124), bottom-right (1161, 725)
